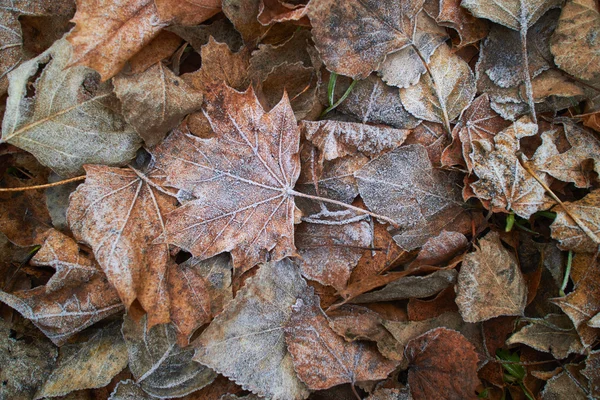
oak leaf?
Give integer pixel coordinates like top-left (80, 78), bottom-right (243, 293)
top-left (455, 231), bottom-right (527, 322)
top-left (151, 85), bottom-right (300, 272)
top-left (193, 259), bottom-right (310, 400)
top-left (307, 0), bottom-right (425, 79)
top-left (284, 288), bottom-right (398, 390)
top-left (1, 38), bottom-right (142, 177)
top-left (549, 190), bottom-right (600, 253)
top-left (67, 165), bottom-right (176, 327)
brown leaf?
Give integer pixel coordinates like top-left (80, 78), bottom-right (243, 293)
top-left (168, 253), bottom-right (233, 345)
top-left (109, 380), bottom-right (153, 400)
top-left (193, 259), bottom-right (310, 400)
top-left (154, 0), bottom-right (221, 25)
top-left (461, 0), bottom-right (562, 32)
top-left (67, 166), bottom-right (176, 327)
top-left (582, 350), bottom-right (600, 398)
top-left (424, 0), bottom-right (488, 47)
top-left (113, 62), bottom-right (204, 147)
top-left (455, 231), bottom-right (527, 323)
top-left (151, 85), bottom-right (300, 272)
top-left (123, 314), bottom-right (217, 398)
top-left (258, 0), bottom-right (309, 25)
top-left (284, 288), bottom-right (398, 390)
top-left (408, 286), bottom-right (458, 321)
top-left (355, 144), bottom-right (473, 251)
top-left (128, 30), bottom-right (183, 74)
top-left (35, 322), bottom-right (128, 399)
top-left (541, 363), bottom-right (588, 400)
top-left (551, 0), bottom-right (600, 82)
top-left (179, 375), bottom-right (244, 400)
top-left (404, 121), bottom-right (447, 166)
top-left (408, 230), bottom-right (468, 269)
top-left (307, 0), bottom-right (424, 79)
top-left (405, 327), bottom-right (480, 400)
top-left (301, 120), bottom-right (410, 162)
top-left (0, 230), bottom-right (123, 345)
top-left (550, 189), bottom-right (600, 253)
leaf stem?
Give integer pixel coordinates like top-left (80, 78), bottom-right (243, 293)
top-left (0, 175), bottom-right (86, 192)
top-left (559, 250), bottom-right (573, 297)
top-left (289, 189), bottom-right (399, 227)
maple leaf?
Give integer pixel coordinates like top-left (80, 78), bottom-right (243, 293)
top-left (193, 259), bottom-right (310, 400)
top-left (1, 38), bottom-right (142, 177)
top-left (151, 85), bottom-right (300, 271)
top-left (67, 165), bottom-right (176, 327)
top-left (549, 190), bottom-right (600, 253)
top-left (455, 231), bottom-right (527, 322)
top-left (284, 288), bottom-right (398, 390)
top-left (307, 0), bottom-right (425, 79)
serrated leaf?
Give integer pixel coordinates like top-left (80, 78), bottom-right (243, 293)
top-left (550, 190), bottom-right (600, 253)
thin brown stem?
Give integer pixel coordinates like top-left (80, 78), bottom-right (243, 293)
top-left (289, 189), bottom-right (399, 227)
top-left (351, 382), bottom-right (362, 400)
top-left (0, 175), bottom-right (86, 192)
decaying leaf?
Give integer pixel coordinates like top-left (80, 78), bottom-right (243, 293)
top-left (67, 165), bottom-right (176, 327)
top-left (355, 144), bottom-right (473, 251)
top-left (123, 314), bottom-right (216, 398)
top-left (541, 363), bottom-right (588, 400)
top-left (405, 328), bottom-right (480, 400)
top-left (582, 350), bottom-right (600, 398)
top-left (455, 231), bottom-right (527, 322)
top-left (550, 190), bottom-right (600, 253)
top-left (36, 322), bottom-right (128, 399)
top-left (1, 38), bottom-right (141, 177)
top-left (128, 30), bottom-right (182, 74)
top-left (0, 230), bottom-right (123, 345)
top-left (258, 0), bottom-right (309, 25)
top-left (154, 0), bottom-right (221, 25)
top-left (152, 85), bottom-right (300, 272)
top-left (424, 0), bottom-right (488, 47)
top-left (113, 62), bottom-right (204, 147)
top-left (284, 288), bottom-right (398, 390)
top-left (193, 260), bottom-right (310, 400)
top-left (109, 380), bottom-right (153, 400)
top-left (409, 230), bottom-right (468, 268)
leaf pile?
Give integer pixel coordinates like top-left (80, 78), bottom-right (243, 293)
top-left (1, 0), bottom-right (600, 399)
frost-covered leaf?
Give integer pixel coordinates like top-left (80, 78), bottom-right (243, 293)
top-left (541, 364), bottom-right (588, 400)
top-left (154, 0), bottom-right (221, 25)
top-left (301, 120), bottom-right (410, 161)
top-left (550, 190), bottom-right (600, 253)
top-left (400, 45), bottom-right (476, 128)
top-left (36, 322), bottom-right (128, 398)
top-left (461, 0), bottom-right (562, 31)
top-left (67, 166), bottom-right (176, 327)
top-left (109, 380), bottom-right (153, 400)
top-left (258, 0), bottom-right (309, 25)
top-left (123, 314), bottom-right (216, 398)
top-left (193, 259), bottom-right (310, 400)
top-left (0, 230), bottom-right (123, 345)
top-left (582, 350), bottom-right (600, 398)
top-left (551, 0), bottom-right (600, 82)
top-left (455, 231), bottom-right (527, 322)
top-left (1, 38), bottom-right (141, 177)
top-left (151, 85), bottom-right (300, 272)
top-left (284, 288), bottom-right (398, 390)
top-left (424, 0), bottom-right (488, 47)
top-left (307, 0), bottom-right (425, 79)
top-left (113, 62), bottom-right (204, 147)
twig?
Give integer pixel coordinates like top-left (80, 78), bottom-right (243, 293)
top-left (0, 175), bottom-right (86, 192)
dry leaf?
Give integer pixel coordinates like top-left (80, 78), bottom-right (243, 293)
top-left (123, 314), bottom-right (217, 398)
top-left (582, 350), bottom-right (600, 398)
top-left (541, 363), bottom-right (588, 400)
top-left (36, 322), bottom-right (128, 399)
top-left (424, 0), bottom-right (488, 47)
top-left (506, 314), bottom-right (584, 359)
top-left (1, 38), bottom-right (142, 177)
top-left (284, 288), bottom-right (398, 390)
top-left (109, 380), bottom-right (153, 400)
top-left (551, 0), bottom-right (600, 82)
top-left (455, 231), bottom-right (527, 323)
top-left (258, 0), bottom-right (309, 25)
top-left (0, 230), bottom-right (123, 345)
top-left (408, 286), bottom-right (458, 321)
top-left (405, 327), bottom-right (480, 400)
top-left (550, 189), bottom-right (600, 253)
top-left (399, 44), bottom-right (476, 129)
top-left (404, 121), bottom-right (447, 166)
top-left (67, 166), bottom-right (176, 327)
top-left (167, 18), bottom-right (243, 53)
top-left (409, 230), bottom-right (468, 269)
top-left (355, 144), bottom-right (472, 251)
top-left (113, 62), bottom-right (204, 147)
top-left (151, 85), bottom-right (299, 272)
top-left (307, 0), bottom-right (424, 79)
top-left (193, 259), bottom-right (310, 400)
top-left (301, 120), bottom-right (410, 162)
top-left (154, 0), bottom-right (221, 25)
top-left (67, 0), bottom-right (166, 81)
top-left (462, 0), bottom-right (562, 32)
top-left (222, 0), bottom-right (269, 44)
top-left (128, 30), bottom-right (183, 74)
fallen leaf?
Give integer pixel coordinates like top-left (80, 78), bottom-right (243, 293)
top-left (109, 380), bottom-right (153, 400)
top-left (550, 189), bottom-right (600, 253)
top-left (301, 120), bottom-right (410, 162)
top-left (455, 231), bottom-right (527, 323)
top-left (0, 230), bottom-right (123, 345)
top-left (582, 350), bottom-right (600, 398)
top-left (284, 288), bottom-right (398, 390)
top-left (179, 375), bottom-right (244, 400)
top-left (355, 144), bottom-right (473, 250)
top-left (541, 363), bottom-right (588, 400)
top-left (506, 314), bottom-right (583, 359)
top-left (167, 18), bottom-right (243, 53)
top-left (1, 38), bottom-right (142, 177)
top-left (307, 0), bottom-right (425, 79)
top-left (399, 44), bottom-right (476, 131)
top-left (193, 259), bottom-right (310, 400)
top-left (113, 62), bottom-right (204, 147)
top-left (123, 314), bottom-right (217, 398)
top-left (405, 327), bottom-right (480, 400)
top-left (128, 30), bottom-right (183, 74)
top-left (424, 0), bottom-right (488, 47)
top-left (367, 386), bottom-right (412, 400)
top-left (408, 230), bottom-right (468, 269)
top-left (222, 0), bottom-right (269, 44)
top-left (154, 0), bottom-right (221, 25)
top-left (35, 322), bottom-right (128, 399)
top-left (551, 0), bottom-right (600, 82)
top-left (67, 165), bottom-right (176, 327)
top-left (151, 85), bottom-right (300, 272)
top-left (67, 0), bottom-right (167, 81)
top-left (258, 0), bottom-right (309, 25)
top-left (403, 121), bottom-right (447, 166)
top-left (407, 286), bottom-right (458, 321)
